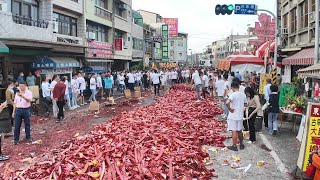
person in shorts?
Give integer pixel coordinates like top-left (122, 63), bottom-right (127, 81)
top-left (226, 81), bottom-right (247, 151)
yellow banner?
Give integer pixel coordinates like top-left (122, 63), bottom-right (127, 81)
top-left (303, 104), bottom-right (320, 171)
top-left (259, 74), bottom-right (271, 94)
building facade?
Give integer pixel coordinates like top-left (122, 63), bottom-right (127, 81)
top-left (131, 10), bottom-right (144, 66)
top-left (280, 0), bottom-right (316, 82)
top-left (137, 10), bottom-right (163, 63)
top-left (169, 33), bottom-right (188, 64)
top-left (0, 0), bottom-right (85, 80)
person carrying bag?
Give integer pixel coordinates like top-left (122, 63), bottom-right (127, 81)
top-left (243, 87), bottom-right (261, 143)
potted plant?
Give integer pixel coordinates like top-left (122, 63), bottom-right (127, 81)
top-left (295, 96), bottom-right (306, 113)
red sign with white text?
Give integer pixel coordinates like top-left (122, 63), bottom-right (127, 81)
top-left (88, 41), bottom-right (112, 50)
top-left (163, 18), bottom-right (178, 36)
top-left (114, 38), bottom-right (123, 51)
top-left (86, 41), bottom-right (113, 59)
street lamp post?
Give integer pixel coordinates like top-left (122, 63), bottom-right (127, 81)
top-left (257, 9), bottom-right (278, 69)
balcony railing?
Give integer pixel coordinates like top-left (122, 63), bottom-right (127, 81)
top-left (12, 15), bottom-right (49, 28)
top-left (95, 6), bottom-right (112, 21)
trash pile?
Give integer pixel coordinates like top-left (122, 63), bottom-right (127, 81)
top-left (4, 88), bottom-right (226, 179)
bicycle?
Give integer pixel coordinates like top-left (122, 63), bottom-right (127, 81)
top-left (31, 98), bottom-right (50, 117)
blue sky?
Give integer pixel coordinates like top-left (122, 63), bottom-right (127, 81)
top-left (133, 0), bottom-right (276, 53)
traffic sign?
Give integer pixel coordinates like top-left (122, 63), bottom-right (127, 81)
top-left (234, 4), bottom-right (257, 15)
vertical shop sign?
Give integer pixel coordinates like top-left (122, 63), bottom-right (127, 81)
top-left (162, 25), bottom-right (169, 62)
top-left (302, 104), bottom-right (320, 171)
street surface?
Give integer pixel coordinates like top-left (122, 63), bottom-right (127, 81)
top-left (0, 88), bottom-right (300, 179)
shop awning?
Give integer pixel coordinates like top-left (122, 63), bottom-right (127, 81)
top-left (86, 59), bottom-right (114, 63)
top-left (0, 41), bottom-right (9, 53)
top-left (32, 57), bottom-right (80, 69)
top-left (297, 63), bottom-right (320, 78)
top-left (281, 47), bottom-right (301, 52)
top-left (131, 58), bottom-right (143, 62)
top-left (254, 40), bottom-right (275, 59)
top-left (282, 48), bottom-right (315, 65)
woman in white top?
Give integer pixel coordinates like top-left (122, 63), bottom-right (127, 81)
top-left (244, 87), bottom-right (261, 143)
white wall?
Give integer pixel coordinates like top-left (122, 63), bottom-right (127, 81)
top-left (53, 0), bottom-right (83, 14)
top-left (0, 11), bottom-right (53, 41)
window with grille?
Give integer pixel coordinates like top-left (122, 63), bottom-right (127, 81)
top-left (53, 12), bottom-right (78, 37)
top-left (86, 21), bottom-right (109, 42)
top-left (300, 1), bottom-right (308, 29)
top-left (290, 8), bottom-right (297, 33)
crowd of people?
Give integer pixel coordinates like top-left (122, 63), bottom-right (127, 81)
top-left (0, 67), bottom-right (281, 147)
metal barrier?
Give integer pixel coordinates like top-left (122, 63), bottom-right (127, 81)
top-left (12, 15), bottom-right (49, 29)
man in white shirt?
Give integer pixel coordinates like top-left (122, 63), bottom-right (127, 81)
top-left (64, 76), bottom-right (72, 109)
top-left (165, 70), bottom-right (171, 85)
top-left (215, 75), bottom-right (225, 108)
top-left (226, 82), bottom-right (247, 151)
top-left (201, 72), bottom-right (209, 99)
top-left (222, 74), bottom-right (231, 118)
top-left (263, 78), bottom-right (272, 128)
top-left (181, 70), bottom-right (186, 83)
top-left (77, 73), bottom-right (86, 105)
top-left (136, 71), bottom-right (142, 87)
top-left (192, 69), bottom-right (202, 102)
top-left (151, 70), bottom-right (161, 96)
top-left (127, 71), bottom-right (135, 92)
top-left (185, 69), bottom-right (190, 83)
top-left (96, 73), bottom-right (103, 98)
top-left (171, 70), bottom-right (178, 84)
top-left (50, 75), bottom-right (59, 118)
top-left (41, 78), bottom-right (51, 105)
top-left (89, 74), bottom-right (97, 102)
top-left (70, 74), bottom-right (79, 109)
top-left (118, 73), bottom-right (125, 94)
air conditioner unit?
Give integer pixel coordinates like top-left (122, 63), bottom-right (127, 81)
top-left (309, 12), bottom-right (315, 23)
top-left (53, 19), bottom-right (58, 33)
top-left (88, 32), bottom-right (96, 40)
top-left (119, 4), bottom-right (127, 10)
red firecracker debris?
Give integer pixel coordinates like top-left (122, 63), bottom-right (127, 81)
top-left (3, 86), bottom-right (226, 179)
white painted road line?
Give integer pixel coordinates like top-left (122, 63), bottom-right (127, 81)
top-left (259, 133), bottom-right (291, 180)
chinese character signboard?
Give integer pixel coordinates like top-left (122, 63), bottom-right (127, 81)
top-left (114, 38), bottom-right (123, 51)
top-left (163, 18), bottom-right (178, 36)
top-left (259, 74), bottom-right (271, 94)
top-left (162, 25), bottom-right (169, 62)
top-left (302, 104), bottom-right (320, 171)
top-left (87, 41), bottom-right (113, 59)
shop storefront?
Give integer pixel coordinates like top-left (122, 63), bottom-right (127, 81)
top-left (31, 56), bottom-right (80, 81)
top-left (282, 48), bottom-right (314, 83)
top-left (85, 41), bottom-right (113, 72)
top-left (0, 41), bottom-right (9, 100)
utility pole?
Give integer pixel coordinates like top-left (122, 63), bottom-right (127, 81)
top-left (257, 9), bottom-right (278, 69)
top-left (315, 0), bottom-right (319, 64)
top-left (111, 0), bottom-right (115, 71)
